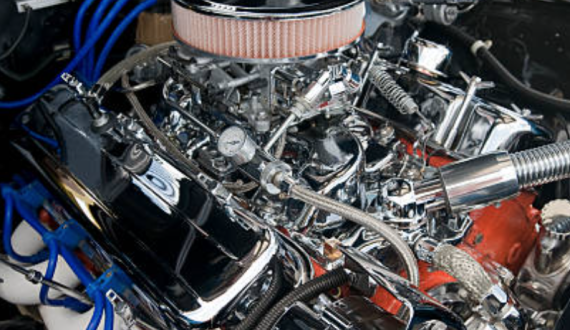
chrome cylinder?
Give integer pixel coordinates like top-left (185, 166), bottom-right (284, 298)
top-left (417, 140), bottom-right (570, 214)
top-left (439, 152), bottom-right (519, 214)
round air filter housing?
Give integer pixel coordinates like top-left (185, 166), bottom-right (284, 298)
top-left (172, 0), bottom-right (366, 61)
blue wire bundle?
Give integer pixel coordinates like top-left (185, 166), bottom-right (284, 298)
top-left (0, 0), bottom-right (157, 109)
top-left (1, 183), bottom-right (115, 329)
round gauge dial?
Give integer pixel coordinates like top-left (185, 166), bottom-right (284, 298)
top-left (218, 126), bottom-right (257, 165)
top-left (218, 126), bottom-right (247, 157)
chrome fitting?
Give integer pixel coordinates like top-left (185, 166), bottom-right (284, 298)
top-left (438, 152), bottom-right (519, 214)
top-left (260, 161), bottom-right (294, 195)
top-left (415, 152), bottom-right (519, 214)
top-left (480, 285), bottom-right (525, 330)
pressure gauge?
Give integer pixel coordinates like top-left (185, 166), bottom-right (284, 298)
top-left (218, 126), bottom-right (257, 165)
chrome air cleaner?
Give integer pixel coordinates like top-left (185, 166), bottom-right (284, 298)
top-left (172, 0), bottom-right (366, 61)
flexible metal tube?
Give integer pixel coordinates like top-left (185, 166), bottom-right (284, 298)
top-left (290, 185), bottom-right (420, 286)
top-left (254, 268), bottom-right (350, 330)
top-left (417, 140), bottom-right (570, 214)
top-left (510, 140), bottom-right (570, 189)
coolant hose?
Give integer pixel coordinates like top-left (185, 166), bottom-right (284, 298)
top-left (432, 245), bottom-right (494, 302)
top-left (234, 261), bottom-right (283, 330)
top-left (432, 23), bottom-right (570, 113)
top-left (254, 268), bottom-right (351, 330)
top-left (510, 140), bottom-right (570, 189)
top-left (290, 185), bottom-right (420, 286)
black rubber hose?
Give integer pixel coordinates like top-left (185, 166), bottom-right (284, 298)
top-left (233, 261), bottom-right (283, 330)
top-left (432, 23), bottom-right (570, 114)
top-left (254, 268), bottom-right (351, 330)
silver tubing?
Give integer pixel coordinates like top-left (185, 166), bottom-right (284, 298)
top-left (0, 256), bottom-right (92, 305)
top-left (510, 140), bottom-right (570, 189)
top-left (439, 152), bottom-right (520, 214)
top-left (289, 185), bottom-right (420, 286)
top-left (416, 140), bottom-right (570, 214)
top-left (438, 76), bottom-right (481, 149)
top-left (264, 113), bottom-right (296, 153)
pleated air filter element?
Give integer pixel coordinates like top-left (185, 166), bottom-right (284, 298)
top-left (172, 0), bottom-right (366, 61)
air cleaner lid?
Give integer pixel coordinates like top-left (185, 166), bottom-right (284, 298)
top-left (173, 0), bottom-right (363, 18)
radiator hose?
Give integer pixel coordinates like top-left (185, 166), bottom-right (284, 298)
top-left (254, 268), bottom-right (351, 330)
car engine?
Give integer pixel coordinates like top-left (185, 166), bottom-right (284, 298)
top-left (2, 0), bottom-right (570, 329)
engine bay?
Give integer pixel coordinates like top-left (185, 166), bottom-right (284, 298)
top-left (2, 0), bottom-right (570, 329)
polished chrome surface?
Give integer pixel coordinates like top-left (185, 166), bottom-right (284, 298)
top-left (422, 77), bottom-right (548, 156)
top-left (403, 37), bottom-right (451, 77)
top-left (510, 140), bottom-right (570, 189)
top-left (342, 247), bottom-right (466, 330)
top-left (515, 200), bottom-right (570, 312)
top-left (434, 75), bottom-right (494, 150)
top-left (183, 229), bottom-right (279, 322)
top-left (218, 126), bottom-right (257, 165)
top-left (438, 152), bottom-right (519, 214)
top-left (14, 13), bottom-right (570, 329)
top-left (173, 0), bottom-right (363, 19)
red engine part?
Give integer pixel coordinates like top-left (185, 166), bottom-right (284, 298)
top-left (401, 139), bottom-right (541, 275)
top-left (370, 140), bottom-right (541, 313)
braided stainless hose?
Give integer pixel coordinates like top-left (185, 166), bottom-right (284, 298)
top-left (510, 140), bottom-right (570, 189)
top-left (290, 185), bottom-right (420, 286)
top-left (368, 66), bottom-right (419, 115)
